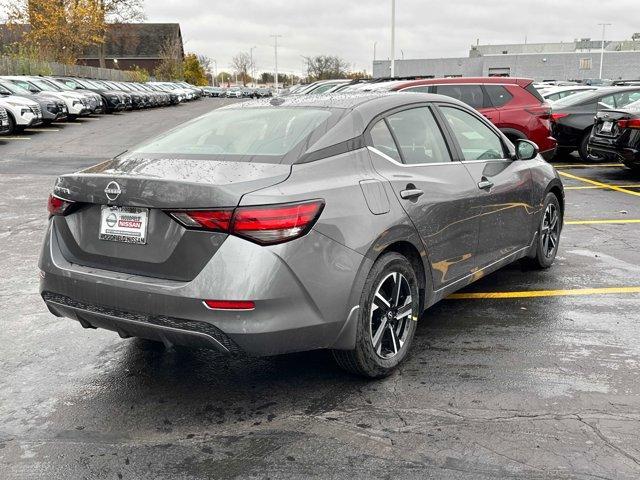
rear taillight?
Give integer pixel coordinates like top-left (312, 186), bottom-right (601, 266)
top-left (526, 104), bottom-right (552, 120)
top-left (169, 200), bottom-right (324, 245)
top-left (616, 118), bottom-right (640, 130)
top-left (47, 194), bottom-right (74, 216)
top-left (550, 112), bottom-right (569, 122)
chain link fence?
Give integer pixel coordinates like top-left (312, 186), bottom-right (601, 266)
top-left (0, 56), bottom-right (135, 80)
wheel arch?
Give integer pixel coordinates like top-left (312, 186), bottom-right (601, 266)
top-left (331, 226), bottom-right (432, 351)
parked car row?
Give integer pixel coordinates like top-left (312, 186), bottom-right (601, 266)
top-left (0, 76), bottom-right (204, 135)
top-left (204, 86), bottom-right (273, 98)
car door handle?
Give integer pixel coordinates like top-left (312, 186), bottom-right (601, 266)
top-left (400, 188), bottom-right (424, 199)
top-left (478, 179), bottom-right (494, 190)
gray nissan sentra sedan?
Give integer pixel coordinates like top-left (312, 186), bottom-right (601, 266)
top-left (39, 93), bottom-right (564, 377)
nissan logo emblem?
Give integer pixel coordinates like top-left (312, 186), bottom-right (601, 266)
top-left (105, 181), bottom-right (122, 201)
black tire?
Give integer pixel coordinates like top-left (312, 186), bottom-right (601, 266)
top-left (5, 112), bottom-right (16, 135)
top-left (332, 252), bottom-right (420, 378)
top-left (529, 192), bottom-right (562, 269)
top-left (578, 129), bottom-right (604, 162)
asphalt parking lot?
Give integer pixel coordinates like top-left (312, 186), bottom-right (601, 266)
top-left (1, 99), bottom-right (639, 479)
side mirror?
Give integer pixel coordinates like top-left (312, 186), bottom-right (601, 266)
top-left (515, 139), bottom-right (539, 160)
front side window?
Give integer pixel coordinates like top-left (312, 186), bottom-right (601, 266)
top-left (128, 107), bottom-right (334, 162)
top-left (370, 120), bottom-right (401, 162)
top-left (436, 85), bottom-right (485, 109)
top-left (440, 106), bottom-right (505, 161)
top-left (386, 107), bottom-right (452, 164)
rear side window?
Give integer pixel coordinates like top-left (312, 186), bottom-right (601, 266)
top-left (436, 85), bottom-right (486, 109)
top-left (440, 106), bottom-right (505, 161)
top-left (386, 107), bottom-right (452, 164)
top-left (485, 85), bottom-right (513, 107)
top-left (370, 120), bottom-right (402, 162)
top-left (525, 83), bottom-right (545, 103)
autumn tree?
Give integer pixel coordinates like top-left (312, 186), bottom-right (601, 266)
top-left (4, 0), bottom-right (105, 64)
top-left (94, 0), bottom-right (145, 68)
top-left (153, 34), bottom-right (183, 81)
top-left (183, 53), bottom-right (208, 86)
top-left (231, 51), bottom-right (254, 86)
top-left (303, 55), bottom-right (350, 81)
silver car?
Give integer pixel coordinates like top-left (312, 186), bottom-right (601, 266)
top-left (39, 93), bottom-right (564, 377)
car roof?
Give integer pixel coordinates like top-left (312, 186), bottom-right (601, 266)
top-left (223, 92), bottom-right (468, 157)
top-left (390, 76), bottom-right (535, 90)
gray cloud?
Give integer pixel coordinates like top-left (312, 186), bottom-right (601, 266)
top-left (146, 0), bottom-right (638, 76)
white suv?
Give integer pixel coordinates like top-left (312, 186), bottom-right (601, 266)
top-left (4, 76), bottom-right (90, 119)
top-left (0, 94), bottom-right (43, 133)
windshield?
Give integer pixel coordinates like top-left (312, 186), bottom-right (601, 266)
top-left (46, 79), bottom-right (73, 91)
top-left (126, 107), bottom-right (335, 162)
top-left (0, 80), bottom-right (30, 95)
top-left (30, 78), bottom-right (61, 92)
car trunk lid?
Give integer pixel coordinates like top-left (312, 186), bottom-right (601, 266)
top-left (52, 158), bottom-right (291, 281)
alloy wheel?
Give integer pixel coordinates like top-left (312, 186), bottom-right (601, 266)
top-left (541, 203), bottom-right (560, 258)
top-left (369, 272), bottom-right (413, 359)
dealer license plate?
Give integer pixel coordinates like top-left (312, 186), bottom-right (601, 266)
top-left (601, 121), bottom-right (613, 133)
top-left (99, 206), bottom-right (149, 244)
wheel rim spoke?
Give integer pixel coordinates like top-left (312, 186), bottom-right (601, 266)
top-left (374, 292), bottom-right (391, 310)
top-left (396, 298), bottom-right (413, 319)
top-left (372, 317), bottom-right (387, 349)
top-left (389, 324), bottom-right (399, 354)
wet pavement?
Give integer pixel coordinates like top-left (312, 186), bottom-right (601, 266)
top-left (1, 100), bottom-right (639, 479)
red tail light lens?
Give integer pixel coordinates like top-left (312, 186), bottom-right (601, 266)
top-left (47, 194), bottom-right (74, 216)
top-left (526, 104), bottom-right (552, 119)
top-left (550, 112), bottom-right (569, 122)
top-left (232, 201), bottom-right (324, 245)
top-left (170, 210), bottom-right (233, 231)
top-left (169, 200), bottom-right (324, 245)
top-left (616, 118), bottom-right (640, 130)
top-left (203, 300), bottom-right (255, 311)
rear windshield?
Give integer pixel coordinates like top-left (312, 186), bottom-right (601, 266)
top-left (551, 90), bottom-right (600, 108)
top-left (525, 83), bottom-right (545, 103)
top-left (126, 107), bottom-right (335, 163)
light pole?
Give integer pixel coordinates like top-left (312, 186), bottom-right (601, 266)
top-left (271, 34), bottom-right (282, 94)
top-left (373, 41), bottom-right (377, 61)
top-left (390, 0), bottom-right (396, 78)
top-left (249, 46), bottom-right (257, 86)
top-left (212, 59), bottom-right (218, 86)
top-left (598, 23), bottom-right (612, 80)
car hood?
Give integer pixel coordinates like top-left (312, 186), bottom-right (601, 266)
top-left (0, 94), bottom-right (39, 107)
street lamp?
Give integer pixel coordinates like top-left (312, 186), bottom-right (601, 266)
top-left (249, 46), bottom-right (257, 87)
top-left (212, 59), bottom-right (218, 86)
top-left (390, 0), bottom-right (396, 78)
top-left (271, 34), bottom-right (282, 94)
top-left (598, 23), bottom-right (612, 80)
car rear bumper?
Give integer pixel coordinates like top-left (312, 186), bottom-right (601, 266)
top-left (39, 224), bottom-right (365, 356)
top-left (588, 143), bottom-right (640, 167)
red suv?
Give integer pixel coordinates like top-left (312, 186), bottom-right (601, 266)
top-left (383, 77), bottom-right (557, 160)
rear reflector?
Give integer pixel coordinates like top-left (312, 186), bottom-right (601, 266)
top-left (616, 118), bottom-right (640, 130)
top-left (550, 112), bottom-right (569, 122)
top-left (169, 199), bottom-right (324, 245)
top-left (203, 300), bottom-right (255, 311)
top-left (47, 194), bottom-right (74, 216)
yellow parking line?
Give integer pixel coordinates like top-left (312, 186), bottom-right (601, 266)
top-left (559, 171), bottom-right (640, 197)
top-left (565, 219), bottom-right (640, 225)
top-left (565, 185), bottom-right (640, 190)
top-left (448, 286), bottom-right (640, 300)
top-left (24, 129), bottom-right (60, 132)
top-left (0, 136), bottom-right (31, 140)
top-left (555, 163), bottom-right (624, 168)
